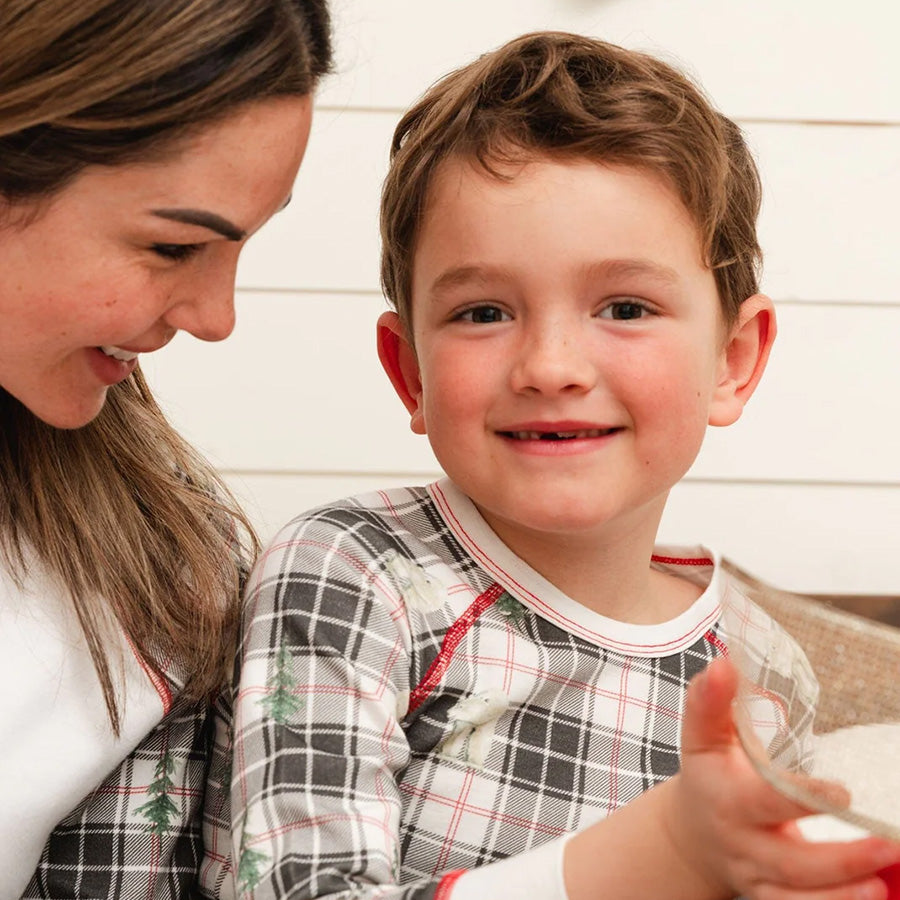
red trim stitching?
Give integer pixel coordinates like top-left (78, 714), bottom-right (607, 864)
top-left (651, 554), bottom-right (714, 566)
top-left (434, 869), bottom-right (467, 900)
top-left (124, 634), bottom-right (172, 714)
top-left (430, 484), bottom-right (715, 654)
top-left (406, 583), bottom-right (505, 715)
top-left (705, 629), bottom-right (729, 656)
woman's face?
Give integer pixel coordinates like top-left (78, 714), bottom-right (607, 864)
top-left (0, 95), bottom-right (313, 428)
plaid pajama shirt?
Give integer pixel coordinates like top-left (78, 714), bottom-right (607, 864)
top-left (229, 479), bottom-right (813, 900)
top-left (22, 692), bottom-right (217, 900)
top-left (9, 503), bottom-right (245, 899)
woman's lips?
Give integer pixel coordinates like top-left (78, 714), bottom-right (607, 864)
top-left (99, 345), bottom-right (140, 362)
top-left (87, 346), bottom-right (139, 386)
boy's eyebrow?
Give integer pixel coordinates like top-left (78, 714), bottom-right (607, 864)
top-left (428, 264), bottom-right (515, 295)
top-left (581, 258), bottom-right (682, 286)
top-left (428, 259), bottom-right (682, 296)
top-left (151, 208), bottom-right (247, 241)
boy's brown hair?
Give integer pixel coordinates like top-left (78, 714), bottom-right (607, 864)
top-left (381, 31), bottom-right (762, 332)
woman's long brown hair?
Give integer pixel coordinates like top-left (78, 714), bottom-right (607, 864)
top-left (0, 376), bottom-right (254, 734)
top-left (0, 0), bottom-right (333, 733)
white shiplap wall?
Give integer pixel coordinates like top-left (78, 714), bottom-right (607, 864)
top-left (143, 0), bottom-right (900, 595)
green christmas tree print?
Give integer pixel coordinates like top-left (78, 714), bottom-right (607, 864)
top-left (495, 592), bottom-right (527, 628)
top-left (136, 750), bottom-right (179, 835)
top-left (238, 815), bottom-right (270, 894)
top-left (258, 639), bottom-right (304, 725)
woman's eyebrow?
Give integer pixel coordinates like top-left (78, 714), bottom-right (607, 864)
top-left (151, 207), bottom-right (246, 241)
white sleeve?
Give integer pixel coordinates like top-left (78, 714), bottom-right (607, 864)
top-left (449, 833), bottom-right (571, 900)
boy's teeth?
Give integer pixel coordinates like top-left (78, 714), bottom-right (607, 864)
top-left (100, 345), bottom-right (139, 362)
top-left (509, 429), bottom-right (608, 440)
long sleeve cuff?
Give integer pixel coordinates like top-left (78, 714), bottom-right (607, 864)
top-left (446, 834), bottom-right (571, 900)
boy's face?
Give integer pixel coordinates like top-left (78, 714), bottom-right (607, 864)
top-left (379, 156), bottom-right (773, 559)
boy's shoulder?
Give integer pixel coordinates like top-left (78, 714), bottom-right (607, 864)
top-left (252, 483), bottom-right (453, 587)
top-left (271, 483), bottom-right (436, 547)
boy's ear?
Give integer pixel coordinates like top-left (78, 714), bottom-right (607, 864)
top-left (708, 294), bottom-right (777, 427)
top-left (376, 311), bottom-right (426, 435)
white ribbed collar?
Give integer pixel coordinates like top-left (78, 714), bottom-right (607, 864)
top-left (428, 477), bottom-right (723, 657)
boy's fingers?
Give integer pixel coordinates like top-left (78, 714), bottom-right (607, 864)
top-left (681, 656), bottom-right (740, 754)
top-left (680, 658), bottom-right (847, 818)
top-left (744, 785), bottom-right (816, 827)
top-left (778, 772), bottom-right (852, 811)
top-left (750, 836), bottom-right (900, 892)
top-left (740, 775), bottom-right (850, 827)
top-left (752, 876), bottom-right (888, 900)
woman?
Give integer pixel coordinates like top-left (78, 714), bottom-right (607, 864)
top-left (0, 1), bottom-right (332, 896)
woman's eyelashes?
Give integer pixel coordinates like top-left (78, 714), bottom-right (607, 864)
top-left (150, 242), bottom-right (204, 262)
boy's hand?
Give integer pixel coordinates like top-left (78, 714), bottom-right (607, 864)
top-left (667, 657), bottom-right (900, 900)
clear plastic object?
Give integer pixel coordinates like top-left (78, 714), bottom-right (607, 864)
top-left (718, 561), bottom-right (900, 846)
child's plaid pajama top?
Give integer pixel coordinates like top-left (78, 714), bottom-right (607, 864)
top-left (231, 479), bottom-right (812, 900)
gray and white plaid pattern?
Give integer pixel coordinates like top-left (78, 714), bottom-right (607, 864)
top-left (23, 694), bottom-right (215, 900)
top-left (228, 483), bottom-right (809, 900)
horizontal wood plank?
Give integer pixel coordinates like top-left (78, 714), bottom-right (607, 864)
top-left (320, 0), bottom-right (900, 123)
top-left (145, 0), bottom-right (900, 604)
top-left (143, 294), bottom-right (900, 484)
top-left (236, 113), bottom-right (900, 305)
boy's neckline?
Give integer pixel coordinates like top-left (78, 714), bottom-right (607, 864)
top-left (428, 477), bottom-right (722, 657)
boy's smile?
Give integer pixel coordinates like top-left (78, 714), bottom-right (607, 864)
top-left (495, 421), bottom-right (622, 455)
top-left (378, 155), bottom-right (773, 598)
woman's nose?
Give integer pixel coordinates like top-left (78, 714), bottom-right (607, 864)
top-left (163, 260), bottom-right (238, 342)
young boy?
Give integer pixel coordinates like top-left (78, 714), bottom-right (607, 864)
top-left (229, 32), bottom-right (900, 900)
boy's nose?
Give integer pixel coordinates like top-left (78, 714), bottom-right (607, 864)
top-left (509, 323), bottom-right (598, 395)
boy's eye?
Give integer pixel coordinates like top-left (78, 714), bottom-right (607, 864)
top-left (599, 300), bottom-right (649, 321)
top-left (151, 242), bottom-right (203, 262)
top-left (457, 305), bottom-right (510, 324)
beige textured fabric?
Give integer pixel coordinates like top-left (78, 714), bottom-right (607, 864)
top-left (723, 560), bottom-right (900, 735)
